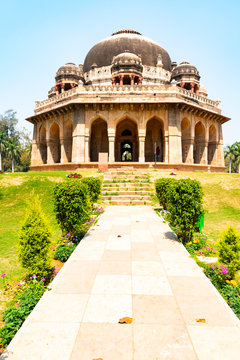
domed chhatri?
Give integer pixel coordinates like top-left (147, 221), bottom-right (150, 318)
top-left (28, 29), bottom-right (230, 172)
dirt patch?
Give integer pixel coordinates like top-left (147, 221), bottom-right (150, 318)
top-left (0, 176), bottom-right (26, 187)
top-left (46, 177), bottom-right (65, 183)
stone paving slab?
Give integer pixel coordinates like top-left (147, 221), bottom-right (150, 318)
top-left (1, 206), bottom-right (240, 360)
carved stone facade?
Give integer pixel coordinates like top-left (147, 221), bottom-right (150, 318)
top-left (27, 29), bottom-right (229, 171)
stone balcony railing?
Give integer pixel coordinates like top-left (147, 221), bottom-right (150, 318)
top-left (34, 84), bottom-right (221, 114)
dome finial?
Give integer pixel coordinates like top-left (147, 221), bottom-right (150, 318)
top-left (112, 29), bottom-right (142, 36)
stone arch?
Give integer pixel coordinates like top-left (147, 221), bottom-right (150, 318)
top-left (194, 121), bottom-right (205, 164)
top-left (181, 117), bottom-right (191, 163)
top-left (39, 124), bottom-right (47, 164)
top-left (49, 122), bottom-right (60, 163)
top-left (115, 117), bottom-right (138, 161)
top-left (145, 117), bottom-right (164, 162)
top-left (90, 118), bottom-right (109, 162)
top-left (208, 124), bottom-right (217, 164)
top-left (63, 119), bottom-right (73, 162)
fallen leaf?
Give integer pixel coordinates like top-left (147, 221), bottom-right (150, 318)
top-left (92, 358), bottom-right (103, 360)
top-left (118, 317), bottom-right (133, 324)
top-left (117, 235), bottom-right (121, 238)
top-left (196, 318), bottom-right (206, 323)
top-left (136, 221), bottom-right (140, 223)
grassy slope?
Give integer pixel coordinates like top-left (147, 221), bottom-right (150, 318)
top-left (0, 170), bottom-right (98, 319)
top-left (150, 170), bottom-right (240, 242)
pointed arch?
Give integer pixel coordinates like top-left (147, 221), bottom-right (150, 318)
top-left (49, 122), bottom-right (60, 163)
top-left (63, 119), bottom-right (73, 162)
top-left (208, 124), bottom-right (217, 164)
top-left (181, 117), bottom-right (191, 163)
top-left (39, 124), bottom-right (47, 164)
top-left (115, 117), bottom-right (138, 161)
top-left (194, 121), bottom-right (205, 164)
top-left (90, 118), bottom-right (109, 161)
top-left (145, 116), bottom-right (164, 162)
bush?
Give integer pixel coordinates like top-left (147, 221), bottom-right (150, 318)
top-left (18, 196), bottom-right (52, 278)
top-left (155, 178), bottom-right (176, 210)
top-left (168, 178), bottom-right (203, 243)
top-left (53, 180), bottom-right (91, 234)
top-left (81, 176), bottom-right (102, 205)
top-left (218, 227), bottom-right (240, 278)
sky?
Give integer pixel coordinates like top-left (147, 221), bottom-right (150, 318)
top-left (0, 0), bottom-right (239, 146)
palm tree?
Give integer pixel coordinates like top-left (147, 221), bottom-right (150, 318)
top-left (233, 142), bottom-right (240, 173)
top-left (6, 138), bottom-right (20, 173)
top-left (0, 132), bottom-right (7, 171)
top-left (224, 144), bottom-right (236, 173)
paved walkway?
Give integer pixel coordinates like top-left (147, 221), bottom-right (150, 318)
top-left (2, 206), bottom-right (240, 360)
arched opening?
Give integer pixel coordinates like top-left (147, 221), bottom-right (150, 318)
top-left (208, 124), bottom-right (217, 165)
top-left (181, 118), bottom-right (191, 163)
top-left (39, 125), bottom-right (47, 164)
top-left (49, 122), bottom-right (60, 163)
top-left (115, 118), bottom-right (138, 161)
top-left (145, 118), bottom-right (164, 162)
top-left (90, 118), bottom-right (109, 162)
top-left (63, 119), bottom-right (73, 162)
top-left (194, 121), bottom-right (205, 164)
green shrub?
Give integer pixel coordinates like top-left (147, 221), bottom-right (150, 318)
top-left (155, 178), bottom-right (176, 209)
top-left (81, 176), bottom-right (102, 204)
top-left (18, 196), bottom-right (52, 278)
top-left (168, 178), bottom-right (203, 243)
top-left (218, 227), bottom-right (240, 278)
top-left (53, 180), bottom-right (91, 234)
top-left (221, 284), bottom-right (240, 317)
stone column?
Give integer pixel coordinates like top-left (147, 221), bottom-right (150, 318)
top-left (60, 138), bottom-right (68, 163)
top-left (216, 124), bottom-right (224, 167)
top-left (164, 134), bottom-right (169, 163)
top-left (84, 135), bottom-right (90, 162)
top-left (168, 105), bottom-right (182, 163)
top-left (30, 123), bottom-right (39, 166)
top-left (46, 140), bottom-right (54, 164)
top-left (139, 135), bottom-right (145, 163)
top-left (119, 75), bottom-right (123, 86)
top-left (72, 107), bottom-right (85, 163)
top-left (190, 82), bottom-right (195, 93)
top-left (188, 138), bottom-right (194, 163)
top-left (108, 135), bottom-right (115, 163)
top-left (130, 75), bottom-right (134, 86)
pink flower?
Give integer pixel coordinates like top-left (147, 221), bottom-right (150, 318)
top-left (1, 273), bottom-right (6, 278)
top-left (212, 266), bottom-right (217, 270)
top-left (32, 274), bottom-right (37, 279)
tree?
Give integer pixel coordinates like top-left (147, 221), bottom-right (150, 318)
top-left (0, 132), bottom-right (7, 170)
top-left (6, 138), bottom-right (21, 172)
top-left (224, 144), bottom-right (235, 173)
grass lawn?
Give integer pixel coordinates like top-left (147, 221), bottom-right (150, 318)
top-left (0, 170), bottom-right (99, 321)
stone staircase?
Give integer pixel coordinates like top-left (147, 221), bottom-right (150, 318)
top-left (101, 169), bottom-right (152, 205)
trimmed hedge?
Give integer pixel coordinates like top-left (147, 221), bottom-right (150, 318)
top-left (155, 178), bottom-right (176, 210)
top-left (167, 178), bottom-right (203, 243)
top-left (53, 180), bottom-right (91, 234)
top-left (81, 176), bottom-right (102, 204)
top-left (218, 227), bottom-right (240, 278)
top-left (18, 196), bottom-right (52, 278)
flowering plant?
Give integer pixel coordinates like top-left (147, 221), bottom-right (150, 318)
top-left (66, 173), bottom-right (82, 178)
top-left (198, 246), bottom-right (217, 257)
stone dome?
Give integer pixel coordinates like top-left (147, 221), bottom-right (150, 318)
top-left (83, 29), bottom-right (172, 72)
top-left (171, 61), bottom-right (200, 79)
top-left (112, 51), bottom-right (142, 66)
top-left (55, 62), bottom-right (82, 83)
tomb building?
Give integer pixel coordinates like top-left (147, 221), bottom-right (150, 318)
top-left (27, 29), bottom-right (229, 171)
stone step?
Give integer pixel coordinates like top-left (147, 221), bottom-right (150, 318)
top-left (102, 195), bottom-right (151, 201)
top-left (102, 191), bottom-right (150, 196)
top-left (102, 186), bottom-right (150, 191)
top-left (103, 179), bottom-right (149, 184)
top-left (102, 199), bottom-right (151, 206)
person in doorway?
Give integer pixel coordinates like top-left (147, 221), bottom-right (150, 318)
top-left (156, 146), bottom-right (160, 162)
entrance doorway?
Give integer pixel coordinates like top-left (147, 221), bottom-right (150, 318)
top-left (121, 141), bottom-right (132, 161)
top-left (115, 118), bottom-right (139, 161)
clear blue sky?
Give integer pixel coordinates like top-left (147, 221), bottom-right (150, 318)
top-left (0, 0), bottom-right (239, 146)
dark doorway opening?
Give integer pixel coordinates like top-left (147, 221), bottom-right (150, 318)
top-left (121, 141), bottom-right (132, 161)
